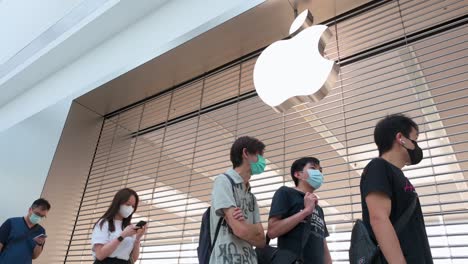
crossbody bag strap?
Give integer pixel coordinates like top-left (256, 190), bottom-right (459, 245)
top-left (298, 216), bottom-right (312, 263)
top-left (394, 196), bottom-right (418, 234)
top-left (381, 159), bottom-right (418, 234)
top-left (373, 196), bottom-right (417, 258)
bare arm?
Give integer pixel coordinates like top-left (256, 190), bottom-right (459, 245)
top-left (0, 243), bottom-right (3, 252)
top-left (268, 210), bottom-right (309, 239)
top-left (131, 225), bottom-right (147, 261)
top-left (32, 244), bottom-right (44, 259)
top-left (93, 238), bottom-right (124, 261)
top-left (131, 239), bottom-right (140, 261)
top-left (32, 236), bottom-right (46, 259)
top-left (223, 208), bottom-right (265, 248)
top-left (366, 192), bottom-right (406, 264)
top-left (323, 239), bottom-right (332, 264)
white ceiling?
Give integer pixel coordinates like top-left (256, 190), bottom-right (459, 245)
top-left (76, 0), bottom-right (371, 117)
top-left (0, 0), bottom-right (84, 65)
top-left (0, 0), bottom-right (170, 107)
top-left (0, 0), bottom-right (266, 132)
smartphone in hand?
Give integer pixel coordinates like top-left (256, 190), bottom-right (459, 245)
top-left (135, 220), bottom-right (147, 229)
top-left (34, 234), bottom-right (47, 239)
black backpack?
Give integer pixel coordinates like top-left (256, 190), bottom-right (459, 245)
top-left (197, 173), bottom-right (236, 264)
top-left (348, 196), bottom-right (417, 264)
top-left (256, 210), bottom-right (311, 264)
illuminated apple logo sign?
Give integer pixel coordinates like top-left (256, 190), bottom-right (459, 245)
top-left (253, 10), bottom-right (339, 113)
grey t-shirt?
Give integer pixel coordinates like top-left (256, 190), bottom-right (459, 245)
top-left (209, 169), bottom-right (261, 264)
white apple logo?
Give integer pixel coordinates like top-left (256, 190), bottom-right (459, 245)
top-left (253, 10), bottom-right (340, 113)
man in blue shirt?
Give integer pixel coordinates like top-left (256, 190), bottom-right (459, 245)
top-left (0, 198), bottom-right (51, 264)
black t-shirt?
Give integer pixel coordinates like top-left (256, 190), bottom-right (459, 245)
top-left (360, 158), bottom-right (433, 264)
top-left (269, 186), bottom-right (329, 263)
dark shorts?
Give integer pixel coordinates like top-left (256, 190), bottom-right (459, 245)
top-left (94, 257), bottom-right (130, 264)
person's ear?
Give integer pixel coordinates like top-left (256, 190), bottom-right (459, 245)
top-left (242, 148), bottom-right (251, 160)
top-left (396, 132), bottom-right (406, 145)
top-left (294, 171), bottom-right (303, 180)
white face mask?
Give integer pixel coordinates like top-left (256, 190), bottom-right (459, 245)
top-left (119, 205), bottom-right (134, 218)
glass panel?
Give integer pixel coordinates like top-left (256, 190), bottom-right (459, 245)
top-left (64, 4), bottom-right (468, 263)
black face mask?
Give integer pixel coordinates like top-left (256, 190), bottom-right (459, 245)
top-left (403, 139), bottom-right (423, 165)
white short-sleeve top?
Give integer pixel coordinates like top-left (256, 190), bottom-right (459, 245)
top-left (91, 219), bottom-right (136, 260)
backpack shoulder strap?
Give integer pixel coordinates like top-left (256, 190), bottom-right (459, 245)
top-left (210, 212), bottom-right (224, 253)
top-left (222, 173), bottom-right (236, 188)
top-left (222, 173), bottom-right (238, 205)
top-left (210, 173), bottom-right (238, 251)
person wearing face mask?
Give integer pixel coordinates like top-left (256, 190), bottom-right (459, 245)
top-left (268, 157), bottom-right (332, 264)
top-left (91, 188), bottom-right (147, 264)
top-left (0, 198), bottom-right (51, 264)
top-left (360, 114), bottom-right (433, 263)
top-left (209, 136), bottom-right (266, 264)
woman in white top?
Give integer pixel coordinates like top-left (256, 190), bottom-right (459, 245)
top-left (91, 188), bottom-right (147, 264)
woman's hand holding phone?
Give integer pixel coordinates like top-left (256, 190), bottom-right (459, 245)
top-left (135, 222), bottom-right (148, 241)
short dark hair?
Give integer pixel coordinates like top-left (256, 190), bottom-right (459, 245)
top-left (374, 113), bottom-right (419, 156)
top-left (31, 198), bottom-right (51, 211)
top-left (290, 157), bottom-right (320, 186)
top-left (230, 136), bottom-right (265, 168)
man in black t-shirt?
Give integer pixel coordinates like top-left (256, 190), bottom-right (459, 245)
top-left (360, 114), bottom-right (433, 263)
top-left (268, 157), bottom-right (332, 264)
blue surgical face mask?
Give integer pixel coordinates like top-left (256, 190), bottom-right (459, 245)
top-left (306, 169), bottom-right (324, 190)
top-left (250, 155), bottom-right (266, 175)
top-left (29, 213), bottom-right (43, 225)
